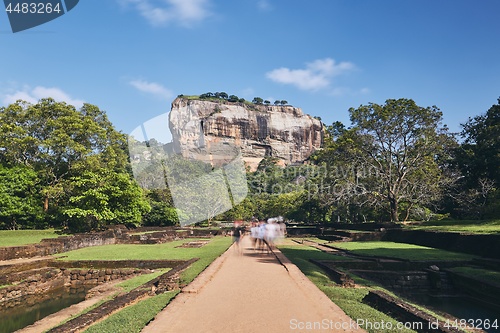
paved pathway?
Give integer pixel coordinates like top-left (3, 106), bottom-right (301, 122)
top-left (142, 236), bottom-right (365, 333)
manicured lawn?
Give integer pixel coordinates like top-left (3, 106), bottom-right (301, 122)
top-left (56, 237), bottom-right (230, 261)
top-left (56, 236), bottom-right (232, 285)
top-left (279, 244), bottom-right (416, 333)
top-left (331, 241), bottom-right (476, 261)
top-left (117, 269), bottom-right (170, 292)
top-left (405, 219), bottom-right (500, 234)
top-left (301, 237), bottom-right (331, 244)
top-left (448, 267), bottom-right (500, 286)
top-left (84, 291), bottom-right (179, 333)
top-left (55, 236), bottom-right (232, 332)
top-left (0, 229), bottom-right (64, 247)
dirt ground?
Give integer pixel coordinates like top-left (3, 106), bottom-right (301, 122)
top-left (142, 236), bottom-right (366, 333)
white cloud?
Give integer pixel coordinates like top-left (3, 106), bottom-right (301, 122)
top-left (119, 0), bottom-right (212, 27)
top-left (257, 0), bottom-right (272, 11)
top-left (2, 86), bottom-right (84, 108)
top-left (266, 58), bottom-right (356, 91)
top-left (129, 79), bottom-right (173, 100)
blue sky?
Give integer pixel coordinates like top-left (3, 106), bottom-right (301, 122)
top-left (1, 0), bottom-right (499, 136)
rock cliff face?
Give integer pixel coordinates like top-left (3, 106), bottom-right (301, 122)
top-left (169, 97), bottom-right (323, 170)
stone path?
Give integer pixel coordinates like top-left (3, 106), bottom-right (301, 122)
top-left (142, 236), bottom-right (365, 333)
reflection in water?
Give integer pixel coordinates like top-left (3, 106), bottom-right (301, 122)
top-left (408, 294), bottom-right (500, 333)
top-left (0, 287), bottom-right (88, 333)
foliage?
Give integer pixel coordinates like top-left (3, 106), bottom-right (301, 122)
top-left (310, 99), bottom-right (457, 223)
top-left (0, 165), bottom-right (43, 229)
top-left (62, 169), bottom-right (150, 232)
top-left (142, 202), bottom-right (179, 227)
top-left (0, 99), bottom-right (147, 232)
top-left (452, 98), bottom-right (500, 218)
top-left (2, 94), bottom-right (499, 229)
top-left (347, 99), bottom-right (456, 222)
top-left (252, 96), bottom-right (263, 105)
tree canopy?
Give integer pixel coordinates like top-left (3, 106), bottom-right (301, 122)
top-left (1, 95), bottom-right (498, 230)
top-left (0, 99), bottom-right (149, 231)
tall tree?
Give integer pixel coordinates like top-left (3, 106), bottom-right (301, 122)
top-left (348, 98), bottom-right (454, 222)
top-left (459, 98), bottom-right (500, 186)
top-left (453, 98), bottom-right (500, 218)
top-left (0, 99), bottom-right (147, 231)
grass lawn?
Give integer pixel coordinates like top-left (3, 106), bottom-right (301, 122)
top-left (300, 237), bottom-right (331, 244)
top-left (117, 269), bottom-right (170, 292)
top-left (405, 219), bottom-right (500, 234)
top-left (56, 236), bottom-right (232, 285)
top-left (83, 291), bottom-right (179, 333)
top-left (55, 236), bottom-right (232, 332)
top-left (0, 229), bottom-right (64, 247)
top-left (56, 237), bottom-right (229, 261)
top-left (331, 241), bottom-right (476, 261)
top-left (448, 267), bottom-right (500, 286)
top-left (278, 243), bottom-right (416, 333)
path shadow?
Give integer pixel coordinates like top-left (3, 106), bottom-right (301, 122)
top-left (242, 250), bottom-right (283, 265)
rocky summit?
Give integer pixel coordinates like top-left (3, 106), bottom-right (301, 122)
top-left (169, 97), bottom-right (324, 170)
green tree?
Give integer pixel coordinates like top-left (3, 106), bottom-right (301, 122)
top-left (0, 165), bottom-right (42, 229)
top-left (252, 97), bottom-right (263, 105)
top-left (453, 98), bottom-right (500, 218)
top-left (228, 95), bottom-right (239, 103)
top-left (62, 169), bottom-right (150, 232)
top-left (0, 99), bottom-right (129, 214)
top-left (0, 99), bottom-right (145, 231)
top-left (459, 98), bottom-right (500, 186)
top-left (348, 98), bottom-right (453, 222)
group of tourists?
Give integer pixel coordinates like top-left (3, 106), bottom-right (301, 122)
top-left (231, 218), bottom-right (287, 254)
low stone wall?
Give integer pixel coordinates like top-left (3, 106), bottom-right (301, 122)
top-left (310, 259), bottom-right (354, 287)
top-left (0, 258), bottom-right (55, 283)
top-left (315, 260), bottom-right (459, 293)
top-left (64, 268), bottom-right (153, 287)
top-left (363, 290), bottom-right (463, 333)
top-left (0, 230), bottom-right (118, 261)
top-left (48, 258), bottom-right (199, 333)
top-left (0, 227), bottom-right (218, 261)
top-left (324, 222), bottom-right (400, 231)
top-left (315, 258), bottom-right (472, 272)
top-left (446, 270), bottom-right (500, 307)
top-left (353, 270), bottom-right (432, 292)
top-left (383, 229), bottom-right (500, 259)
top-left (0, 269), bottom-right (65, 308)
top-left (0, 259), bottom-right (192, 306)
top-left (52, 259), bottom-right (187, 270)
